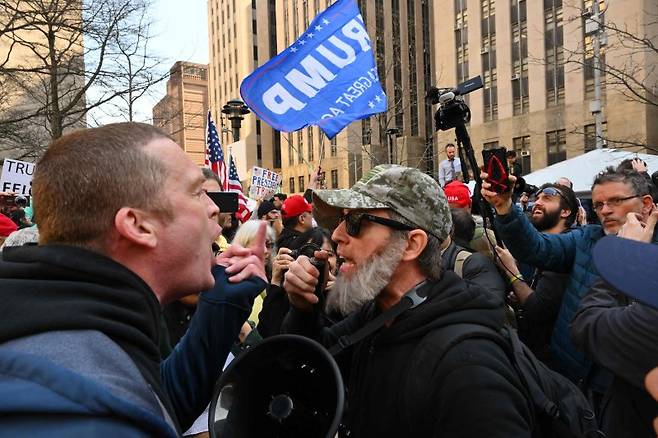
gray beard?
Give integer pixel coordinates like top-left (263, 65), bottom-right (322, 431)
top-left (325, 236), bottom-right (407, 316)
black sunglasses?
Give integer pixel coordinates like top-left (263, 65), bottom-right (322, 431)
top-left (339, 211), bottom-right (414, 237)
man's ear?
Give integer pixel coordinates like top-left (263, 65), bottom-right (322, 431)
top-left (641, 195), bottom-right (654, 216)
top-left (114, 207), bottom-right (158, 249)
top-left (560, 208), bottom-right (572, 219)
top-left (401, 229), bottom-right (428, 262)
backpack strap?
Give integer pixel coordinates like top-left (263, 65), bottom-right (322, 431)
top-left (453, 250), bottom-right (472, 278)
top-left (328, 281), bottom-right (428, 356)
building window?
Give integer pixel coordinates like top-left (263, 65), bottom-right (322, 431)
top-left (289, 176), bottom-right (295, 193)
top-left (274, 131), bottom-right (282, 168)
top-left (298, 175), bottom-right (305, 193)
top-left (545, 0), bottom-right (565, 106)
top-left (483, 140), bottom-right (499, 150)
top-left (511, 0), bottom-right (529, 115)
top-left (481, 0), bottom-right (497, 121)
top-left (331, 136), bottom-right (337, 157)
top-left (331, 169), bottom-right (339, 188)
top-left (375, 0), bottom-right (386, 86)
top-left (293, 0), bottom-right (299, 38)
top-left (455, 0), bottom-right (469, 85)
top-left (297, 131), bottom-right (304, 163)
top-left (408, 0), bottom-right (418, 136)
top-left (584, 122), bottom-right (607, 152)
top-left (362, 118), bottom-right (371, 145)
top-left (546, 129), bottom-right (566, 164)
top-left (288, 135), bottom-right (294, 165)
top-left (513, 135), bottom-right (531, 174)
top-left (307, 127), bottom-right (314, 161)
top-left (392, 0), bottom-right (403, 129)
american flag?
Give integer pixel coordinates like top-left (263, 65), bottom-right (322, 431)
top-left (205, 111), bottom-right (228, 190)
top-left (228, 155), bottom-right (252, 222)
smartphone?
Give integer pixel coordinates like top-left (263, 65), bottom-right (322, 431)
top-left (482, 147), bottom-right (511, 193)
top-left (207, 192), bottom-right (239, 213)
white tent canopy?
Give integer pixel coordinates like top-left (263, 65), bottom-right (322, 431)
top-left (522, 148), bottom-right (658, 196)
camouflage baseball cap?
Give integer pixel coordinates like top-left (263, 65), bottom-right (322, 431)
top-left (312, 164), bottom-right (452, 241)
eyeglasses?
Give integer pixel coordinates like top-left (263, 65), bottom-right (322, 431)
top-left (592, 195), bottom-right (640, 212)
top-left (338, 211), bottom-right (414, 237)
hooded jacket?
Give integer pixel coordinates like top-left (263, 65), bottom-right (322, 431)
top-left (283, 271), bottom-right (533, 437)
top-left (0, 245), bottom-right (266, 436)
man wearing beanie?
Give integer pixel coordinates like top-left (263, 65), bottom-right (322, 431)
top-left (257, 200), bottom-right (282, 238)
top-left (282, 164), bottom-right (532, 437)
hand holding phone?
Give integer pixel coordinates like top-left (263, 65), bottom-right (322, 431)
top-left (482, 147), bottom-right (512, 194)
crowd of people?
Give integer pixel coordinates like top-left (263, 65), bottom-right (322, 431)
top-left (0, 121), bottom-right (656, 438)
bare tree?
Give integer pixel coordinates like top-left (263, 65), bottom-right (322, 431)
top-left (560, 2), bottom-right (658, 151)
top-left (0, 0), bottom-right (166, 159)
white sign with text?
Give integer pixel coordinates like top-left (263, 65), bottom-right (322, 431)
top-left (1, 159), bottom-right (35, 196)
top-left (249, 166), bottom-right (281, 200)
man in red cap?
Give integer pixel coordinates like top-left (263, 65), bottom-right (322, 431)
top-left (276, 194), bottom-right (314, 249)
top-left (443, 180), bottom-right (472, 210)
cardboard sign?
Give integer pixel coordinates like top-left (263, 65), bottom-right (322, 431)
top-left (1, 159), bottom-right (35, 196)
top-left (249, 166), bottom-right (281, 200)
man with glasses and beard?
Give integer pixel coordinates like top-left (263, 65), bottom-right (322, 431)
top-left (494, 183), bottom-right (578, 364)
top-left (283, 165), bottom-right (533, 437)
top-left (482, 166), bottom-right (658, 399)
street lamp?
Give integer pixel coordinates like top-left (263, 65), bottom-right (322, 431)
top-left (221, 99), bottom-right (250, 142)
top-left (385, 127), bottom-right (400, 164)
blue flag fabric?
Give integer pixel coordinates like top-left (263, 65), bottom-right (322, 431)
top-left (240, 0), bottom-right (386, 139)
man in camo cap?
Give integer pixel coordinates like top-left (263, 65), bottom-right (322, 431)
top-left (282, 164), bottom-right (533, 437)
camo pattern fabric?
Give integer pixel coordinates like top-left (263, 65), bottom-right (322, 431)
top-left (313, 164), bottom-right (452, 241)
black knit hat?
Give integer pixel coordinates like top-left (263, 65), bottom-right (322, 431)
top-left (257, 200), bottom-right (277, 218)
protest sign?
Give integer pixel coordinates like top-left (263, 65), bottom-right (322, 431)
top-left (1, 159), bottom-right (34, 196)
top-left (249, 166), bottom-right (281, 200)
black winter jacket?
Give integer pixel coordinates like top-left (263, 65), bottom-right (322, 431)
top-left (571, 279), bottom-right (658, 438)
top-left (283, 272), bottom-right (533, 437)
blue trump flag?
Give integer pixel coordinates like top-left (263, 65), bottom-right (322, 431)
top-left (240, 0), bottom-right (386, 139)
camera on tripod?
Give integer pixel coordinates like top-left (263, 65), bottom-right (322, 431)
top-left (427, 76), bottom-right (483, 131)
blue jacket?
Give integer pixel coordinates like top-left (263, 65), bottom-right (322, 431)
top-left (0, 245), bottom-right (266, 436)
top-left (495, 206), bottom-right (608, 385)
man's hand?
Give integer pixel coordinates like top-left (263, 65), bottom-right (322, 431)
top-left (480, 171), bottom-right (515, 215)
top-left (271, 247), bottom-right (294, 285)
top-left (632, 158), bottom-right (648, 173)
top-left (494, 246), bottom-right (520, 279)
top-left (217, 221), bottom-right (267, 282)
top-left (308, 166), bottom-right (323, 190)
top-left (283, 251), bottom-right (329, 312)
top-left (618, 210), bottom-right (658, 243)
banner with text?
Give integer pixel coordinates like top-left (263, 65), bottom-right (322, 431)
top-left (240, 0), bottom-right (386, 139)
top-left (1, 159), bottom-right (34, 196)
top-left (249, 166), bottom-right (281, 200)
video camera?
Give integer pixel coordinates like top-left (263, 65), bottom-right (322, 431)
top-left (427, 76), bottom-right (483, 132)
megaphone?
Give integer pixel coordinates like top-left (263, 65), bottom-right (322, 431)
top-left (208, 334), bottom-right (344, 438)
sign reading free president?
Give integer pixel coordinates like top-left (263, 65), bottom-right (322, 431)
top-left (249, 166), bottom-right (281, 200)
top-left (1, 159), bottom-right (34, 196)
top-left (240, 0), bottom-right (386, 139)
